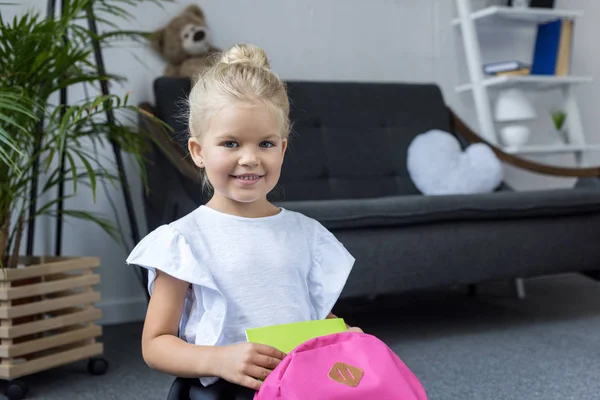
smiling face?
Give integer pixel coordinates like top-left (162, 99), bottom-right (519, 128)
top-left (188, 103), bottom-right (287, 213)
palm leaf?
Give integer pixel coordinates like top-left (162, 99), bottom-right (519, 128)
top-left (46, 209), bottom-right (119, 242)
top-left (0, 90), bottom-right (39, 171)
top-left (1, 0), bottom-right (174, 264)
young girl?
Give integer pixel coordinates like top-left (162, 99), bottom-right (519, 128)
top-left (126, 43), bottom-right (361, 399)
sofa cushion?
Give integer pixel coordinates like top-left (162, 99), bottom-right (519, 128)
top-left (276, 188), bottom-right (600, 230)
top-left (275, 81), bottom-right (452, 201)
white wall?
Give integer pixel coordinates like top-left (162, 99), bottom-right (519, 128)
top-left (4, 0), bottom-right (599, 324)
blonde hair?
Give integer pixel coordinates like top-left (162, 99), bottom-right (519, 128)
top-left (187, 43), bottom-right (290, 193)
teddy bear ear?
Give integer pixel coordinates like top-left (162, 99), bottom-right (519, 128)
top-left (184, 4), bottom-right (205, 20)
top-left (150, 28), bottom-right (165, 54)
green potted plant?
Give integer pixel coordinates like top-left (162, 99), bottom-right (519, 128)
top-left (0, 0), bottom-right (172, 267)
top-left (551, 110), bottom-right (568, 144)
top-left (0, 0), bottom-right (169, 394)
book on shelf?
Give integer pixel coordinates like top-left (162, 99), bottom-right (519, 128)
top-left (495, 68), bottom-right (530, 76)
top-left (483, 60), bottom-right (530, 75)
top-left (531, 18), bottom-right (573, 76)
top-left (528, 0), bottom-right (556, 8)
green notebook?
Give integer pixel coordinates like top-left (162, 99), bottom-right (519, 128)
top-left (245, 318), bottom-right (347, 354)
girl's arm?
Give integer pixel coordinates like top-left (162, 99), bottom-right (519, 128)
top-left (142, 270), bottom-right (286, 389)
top-left (141, 270), bottom-right (219, 378)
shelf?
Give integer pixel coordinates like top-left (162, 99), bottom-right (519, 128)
top-left (452, 6), bottom-right (583, 26)
top-left (503, 143), bottom-right (600, 155)
top-left (456, 75), bottom-right (592, 93)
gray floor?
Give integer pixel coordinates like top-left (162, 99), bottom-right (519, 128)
top-left (8, 273), bottom-right (600, 400)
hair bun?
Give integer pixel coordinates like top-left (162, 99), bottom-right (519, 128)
top-left (220, 44), bottom-right (270, 70)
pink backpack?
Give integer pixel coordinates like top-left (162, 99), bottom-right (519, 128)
top-left (254, 331), bottom-right (428, 400)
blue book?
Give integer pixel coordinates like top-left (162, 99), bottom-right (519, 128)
top-left (531, 19), bottom-right (563, 75)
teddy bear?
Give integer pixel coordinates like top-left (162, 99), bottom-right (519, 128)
top-left (150, 4), bottom-right (220, 80)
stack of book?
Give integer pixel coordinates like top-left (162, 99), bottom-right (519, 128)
top-left (483, 60), bottom-right (530, 76)
top-left (482, 17), bottom-right (574, 78)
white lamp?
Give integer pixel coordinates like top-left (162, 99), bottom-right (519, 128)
top-left (493, 88), bottom-right (537, 147)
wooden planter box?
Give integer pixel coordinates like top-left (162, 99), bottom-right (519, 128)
top-left (0, 256), bottom-right (104, 382)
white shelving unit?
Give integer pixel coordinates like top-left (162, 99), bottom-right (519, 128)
top-left (455, 75), bottom-right (592, 94)
top-left (453, 0), bottom-right (596, 164)
top-left (503, 143), bottom-right (600, 155)
top-left (451, 5), bottom-right (583, 25)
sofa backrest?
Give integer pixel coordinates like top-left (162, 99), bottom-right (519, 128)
top-left (152, 77), bottom-right (451, 202)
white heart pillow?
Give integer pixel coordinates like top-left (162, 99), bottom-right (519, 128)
top-left (407, 129), bottom-right (503, 195)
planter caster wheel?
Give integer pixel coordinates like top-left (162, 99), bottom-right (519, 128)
top-left (5, 379), bottom-right (28, 400)
top-left (87, 357), bottom-right (109, 375)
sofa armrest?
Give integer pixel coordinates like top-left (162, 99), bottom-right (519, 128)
top-left (448, 107), bottom-right (600, 178)
top-left (575, 177), bottom-right (600, 189)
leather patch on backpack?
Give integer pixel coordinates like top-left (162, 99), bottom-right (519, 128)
top-left (328, 362), bottom-right (364, 387)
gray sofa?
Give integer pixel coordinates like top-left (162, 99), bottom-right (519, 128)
top-left (137, 77), bottom-right (600, 300)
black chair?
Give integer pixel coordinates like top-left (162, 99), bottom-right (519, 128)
top-left (166, 377), bottom-right (192, 400)
top-left (166, 377), bottom-right (256, 400)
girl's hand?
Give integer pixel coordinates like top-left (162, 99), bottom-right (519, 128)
top-left (327, 313), bottom-right (363, 333)
top-left (216, 342), bottom-right (286, 391)
top-left (347, 326), bottom-right (363, 333)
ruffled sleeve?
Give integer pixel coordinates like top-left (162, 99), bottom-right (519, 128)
top-left (125, 224), bottom-right (217, 295)
top-left (126, 224), bottom-right (225, 387)
top-left (308, 225), bottom-right (356, 320)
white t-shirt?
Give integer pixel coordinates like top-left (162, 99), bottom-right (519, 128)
top-left (126, 205), bottom-right (355, 386)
